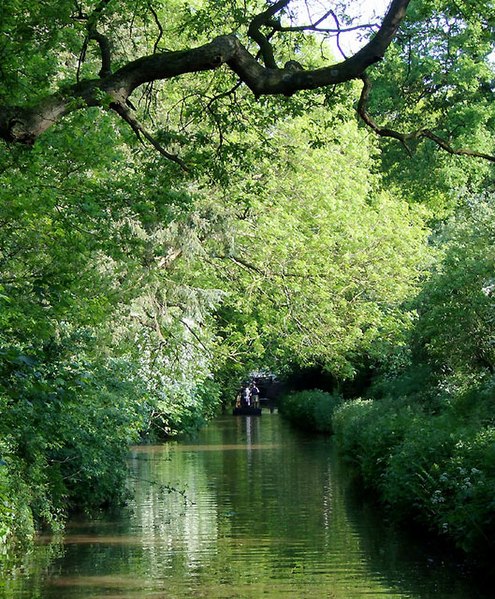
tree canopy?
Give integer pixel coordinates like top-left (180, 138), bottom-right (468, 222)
top-left (0, 0), bottom-right (407, 143)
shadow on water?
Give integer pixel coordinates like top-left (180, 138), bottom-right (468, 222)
top-left (331, 451), bottom-right (492, 599)
top-left (0, 414), bottom-right (492, 599)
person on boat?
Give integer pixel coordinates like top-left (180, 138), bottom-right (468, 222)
top-left (242, 385), bottom-right (251, 406)
top-left (250, 382), bottom-right (260, 408)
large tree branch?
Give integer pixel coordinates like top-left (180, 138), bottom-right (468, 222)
top-left (0, 0), bottom-right (411, 145)
top-left (248, 0), bottom-right (292, 68)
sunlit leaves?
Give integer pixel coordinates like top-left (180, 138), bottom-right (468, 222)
top-left (413, 195), bottom-right (495, 377)
top-left (208, 111), bottom-right (430, 379)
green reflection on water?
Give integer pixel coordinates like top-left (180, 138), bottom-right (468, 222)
top-left (0, 414), bottom-right (488, 598)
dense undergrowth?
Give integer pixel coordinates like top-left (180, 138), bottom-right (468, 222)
top-left (279, 384), bottom-right (495, 560)
top-left (333, 386), bottom-right (495, 558)
top-left (278, 389), bottom-right (343, 433)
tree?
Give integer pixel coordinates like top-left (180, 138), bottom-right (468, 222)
top-left (412, 195), bottom-right (495, 379)
top-left (365, 0), bottom-right (495, 211)
top-left (0, 0), bottom-right (493, 164)
top-left (0, 0), bottom-right (407, 143)
top-left (0, 84), bottom-right (227, 541)
top-left (1, 0), bottom-right (494, 552)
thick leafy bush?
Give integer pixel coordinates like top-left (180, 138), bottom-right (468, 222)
top-left (333, 397), bottom-right (424, 488)
top-left (381, 416), bottom-right (461, 521)
top-left (441, 428), bottom-right (495, 553)
top-left (333, 395), bottom-right (495, 557)
top-left (278, 389), bottom-right (343, 433)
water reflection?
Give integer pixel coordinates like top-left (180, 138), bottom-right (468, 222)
top-left (1, 414), bottom-right (489, 598)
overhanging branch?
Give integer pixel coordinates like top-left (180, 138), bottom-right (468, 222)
top-left (358, 74), bottom-right (495, 163)
top-left (0, 0), bottom-right (411, 145)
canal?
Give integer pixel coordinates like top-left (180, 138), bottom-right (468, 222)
top-left (2, 414), bottom-right (489, 598)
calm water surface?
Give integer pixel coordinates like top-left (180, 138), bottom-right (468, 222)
top-left (2, 414), bottom-right (489, 598)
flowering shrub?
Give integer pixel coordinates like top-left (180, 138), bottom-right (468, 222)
top-left (435, 427), bottom-right (495, 553)
top-left (333, 395), bottom-right (495, 557)
top-left (381, 416), bottom-right (461, 522)
top-left (333, 397), bottom-right (424, 488)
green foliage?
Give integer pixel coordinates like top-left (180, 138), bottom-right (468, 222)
top-left (332, 394), bottom-right (495, 556)
top-left (412, 196), bottom-right (495, 378)
top-left (0, 439), bottom-right (15, 545)
top-left (382, 415), bottom-right (495, 555)
top-left (278, 389), bottom-right (343, 434)
top-left (333, 397), bottom-right (424, 487)
top-left (1, 0), bottom-right (495, 570)
top-left (330, 190), bottom-right (495, 559)
top-left (0, 84), bottom-right (226, 544)
top-left (209, 109), bottom-right (430, 382)
top-left (380, 415), bottom-right (460, 521)
top-left (0, 0), bottom-right (76, 104)
top-left (439, 428), bottom-right (495, 553)
top-left (368, 0), bottom-right (495, 212)
top-left (0, 343), bottom-right (145, 526)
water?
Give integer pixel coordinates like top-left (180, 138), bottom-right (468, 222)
top-left (1, 414), bottom-right (488, 598)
